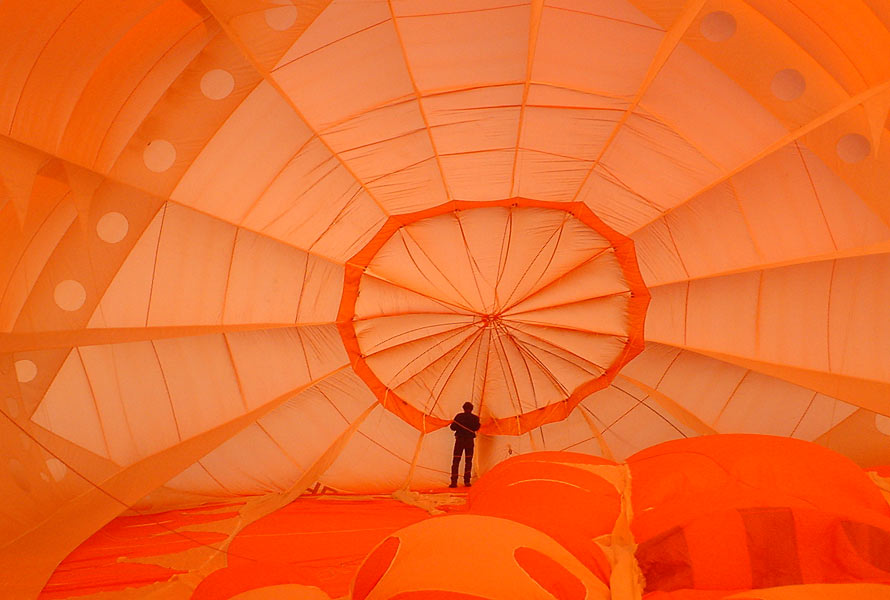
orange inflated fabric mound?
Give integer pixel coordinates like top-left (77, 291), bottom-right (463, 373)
top-left (2, 0), bottom-right (890, 598)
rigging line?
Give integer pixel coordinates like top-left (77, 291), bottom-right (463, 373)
top-left (453, 211), bottom-right (492, 312)
top-left (359, 316), bottom-right (476, 353)
top-left (197, 0), bottom-right (396, 218)
top-left (498, 212), bottom-right (571, 310)
top-left (426, 328), bottom-right (488, 416)
top-left (508, 0), bottom-right (545, 196)
top-left (497, 246), bottom-right (614, 315)
top-left (380, 323), bottom-right (480, 386)
top-left (359, 319), bottom-right (477, 357)
top-left (356, 269), bottom-right (475, 315)
top-left (487, 319), bottom-right (526, 417)
top-left (387, 0), bottom-right (453, 201)
top-left (502, 316), bottom-right (630, 339)
top-left (492, 207), bottom-right (515, 310)
top-left (399, 226), bottom-right (479, 311)
top-left (476, 328), bottom-right (494, 418)
top-left (503, 284), bottom-right (631, 317)
top-left (493, 321), bottom-right (543, 410)
top-left (501, 323), bottom-right (607, 377)
top-left (566, 0), bottom-right (708, 204)
top-left (496, 323), bottom-right (570, 408)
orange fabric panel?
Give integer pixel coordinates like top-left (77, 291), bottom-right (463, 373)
top-left (514, 546), bottom-right (587, 600)
top-left (353, 537), bottom-right (400, 600)
top-left (193, 498), bottom-right (433, 599)
top-left (628, 434), bottom-right (890, 543)
top-left (468, 453), bottom-right (617, 581)
top-left (39, 504), bottom-right (238, 599)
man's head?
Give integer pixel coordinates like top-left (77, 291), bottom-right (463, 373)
top-left (462, 402), bottom-right (473, 413)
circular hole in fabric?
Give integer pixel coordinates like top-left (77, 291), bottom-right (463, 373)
top-left (96, 212), bottom-right (129, 243)
top-left (338, 200), bottom-right (649, 435)
top-left (200, 69), bottom-right (235, 100)
top-left (836, 133), bottom-right (871, 163)
top-left (700, 11), bottom-right (737, 42)
top-left (54, 280), bottom-right (86, 311)
top-left (352, 536), bottom-right (400, 600)
top-left (15, 359), bottom-right (37, 383)
top-left (143, 140), bottom-right (176, 173)
top-left (771, 69), bottom-right (806, 101)
top-left (264, 0), bottom-right (297, 31)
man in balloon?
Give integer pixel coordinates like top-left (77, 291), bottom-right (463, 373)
top-left (449, 402), bottom-right (481, 487)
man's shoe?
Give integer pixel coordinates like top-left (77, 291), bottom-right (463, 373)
top-left (448, 482), bottom-right (457, 488)
top-left (464, 481), bottom-right (472, 487)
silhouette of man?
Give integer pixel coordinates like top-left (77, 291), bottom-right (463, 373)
top-left (450, 402), bottom-right (480, 488)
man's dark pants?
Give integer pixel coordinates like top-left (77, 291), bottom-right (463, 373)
top-left (451, 437), bottom-right (474, 485)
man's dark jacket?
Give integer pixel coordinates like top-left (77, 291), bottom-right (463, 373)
top-left (451, 412), bottom-right (480, 438)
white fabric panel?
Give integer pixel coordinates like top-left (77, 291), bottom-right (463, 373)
top-left (581, 384), bottom-right (641, 430)
top-left (533, 6), bottom-right (661, 97)
top-left (364, 157), bottom-right (449, 213)
top-left (258, 370), bottom-right (373, 473)
top-left (663, 183), bottom-right (762, 281)
top-left (240, 138), bottom-right (361, 244)
top-left (152, 334), bottom-right (244, 439)
top-left (642, 43), bottom-right (787, 170)
top-left (425, 86), bottom-right (521, 155)
top-left (326, 103), bottom-right (430, 181)
top-left (164, 462), bottom-right (230, 496)
top-left (579, 171), bottom-right (665, 234)
top-left (759, 260), bottom-right (832, 372)
top-left (297, 324), bottom-right (349, 380)
top-left (295, 258), bottom-right (344, 324)
top-left (600, 112), bottom-right (722, 212)
top-left (322, 404), bottom-right (419, 492)
top-left (224, 231), bottom-right (306, 324)
top-left (799, 146), bottom-right (890, 249)
top-left (0, 201), bottom-right (76, 330)
top-left (620, 341), bottom-right (680, 386)
top-left (685, 271), bottom-right (759, 357)
top-left (654, 347), bottom-right (747, 426)
top-left (198, 424), bottom-right (298, 495)
top-left (515, 150), bottom-right (591, 201)
top-left (393, 4), bottom-right (529, 93)
top-left (829, 254), bottom-right (890, 382)
top-left (226, 328), bottom-right (312, 411)
top-left (506, 251), bottom-right (627, 315)
top-left (521, 105), bottom-right (620, 161)
top-left (88, 207), bottom-right (162, 328)
top-left (791, 393), bottom-right (858, 441)
top-left (602, 400), bottom-right (688, 460)
top-left (274, 0), bottom-right (390, 72)
top-left (274, 20), bottom-right (413, 129)
top-left (171, 82), bottom-right (314, 223)
top-left (439, 150), bottom-right (514, 201)
top-left (32, 350), bottom-right (109, 459)
top-left (714, 371), bottom-right (815, 436)
top-left (79, 341), bottom-right (179, 465)
top-left (732, 145), bottom-right (837, 263)
top-left (147, 203), bottom-right (236, 326)
top-left (631, 219), bottom-right (688, 285)
top-left (546, 0), bottom-right (659, 28)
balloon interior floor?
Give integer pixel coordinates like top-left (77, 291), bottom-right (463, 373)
top-left (40, 492), bottom-right (466, 599)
